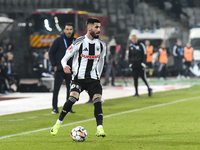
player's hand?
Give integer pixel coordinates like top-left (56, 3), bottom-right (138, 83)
top-left (53, 66), bottom-right (57, 71)
top-left (141, 63), bottom-right (146, 68)
top-left (63, 65), bottom-right (71, 74)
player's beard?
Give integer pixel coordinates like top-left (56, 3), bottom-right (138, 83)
top-left (66, 32), bottom-right (72, 38)
top-left (90, 30), bottom-right (100, 39)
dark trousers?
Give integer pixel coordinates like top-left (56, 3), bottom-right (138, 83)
top-left (0, 76), bottom-right (9, 93)
top-left (103, 62), bottom-right (115, 85)
top-left (132, 67), bottom-right (150, 94)
top-left (184, 61), bottom-right (191, 76)
top-left (157, 63), bottom-right (167, 78)
top-left (9, 73), bottom-right (20, 90)
top-left (174, 58), bottom-right (183, 75)
top-left (52, 70), bottom-right (71, 110)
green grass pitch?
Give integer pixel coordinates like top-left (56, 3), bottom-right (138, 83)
top-left (1, 85), bottom-right (200, 150)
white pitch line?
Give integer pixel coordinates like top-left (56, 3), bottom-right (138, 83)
top-left (0, 96), bottom-right (200, 140)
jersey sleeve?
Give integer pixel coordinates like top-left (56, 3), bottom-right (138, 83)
top-left (141, 43), bottom-right (147, 64)
top-left (172, 45), bottom-right (177, 56)
top-left (128, 44), bottom-right (132, 63)
top-left (61, 43), bottom-right (78, 69)
top-left (48, 37), bottom-right (59, 67)
top-left (98, 42), bottom-right (106, 77)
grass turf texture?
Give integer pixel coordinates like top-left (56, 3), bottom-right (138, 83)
top-left (115, 78), bottom-right (200, 86)
top-left (1, 85), bottom-right (200, 150)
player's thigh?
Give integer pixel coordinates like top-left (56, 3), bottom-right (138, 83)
top-left (88, 80), bottom-right (102, 101)
top-left (70, 81), bottom-right (82, 99)
top-left (138, 68), bottom-right (145, 77)
top-left (132, 68), bottom-right (139, 78)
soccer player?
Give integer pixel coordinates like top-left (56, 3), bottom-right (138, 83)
top-left (50, 17), bottom-right (106, 137)
top-left (128, 35), bottom-right (152, 97)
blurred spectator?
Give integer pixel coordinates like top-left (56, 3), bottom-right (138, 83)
top-left (158, 0), bottom-right (165, 9)
top-left (0, 47), bottom-right (4, 60)
top-left (0, 50), bottom-right (10, 94)
top-left (171, 0), bottom-right (188, 19)
top-left (103, 36), bottom-right (117, 86)
top-left (188, 0), bottom-right (194, 7)
top-left (40, 51), bottom-right (53, 78)
top-left (157, 42), bottom-right (168, 80)
top-left (183, 42), bottom-right (193, 79)
top-left (4, 52), bottom-right (20, 91)
top-left (145, 40), bottom-right (154, 78)
top-left (172, 39), bottom-right (184, 79)
top-left (5, 43), bottom-right (14, 53)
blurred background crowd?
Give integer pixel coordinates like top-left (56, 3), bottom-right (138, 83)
top-left (0, 0), bottom-right (200, 93)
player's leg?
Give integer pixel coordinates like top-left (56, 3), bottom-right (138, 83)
top-left (185, 61), bottom-right (190, 78)
top-left (163, 64), bottom-right (167, 79)
top-left (92, 94), bottom-right (103, 126)
top-left (52, 71), bottom-right (64, 113)
top-left (50, 81), bottom-right (81, 135)
top-left (179, 60), bottom-right (185, 79)
top-left (93, 94), bottom-right (106, 137)
top-left (133, 68), bottom-right (139, 96)
top-left (59, 91), bottom-right (79, 119)
top-left (157, 63), bottom-right (163, 79)
top-left (187, 62), bottom-right (191, 79)
top-left (88, 80), bottom-right (106, 137)
top-left (140, 68), bottom-right (153, 97)
top-left (146, 62), bottom-right (150, 78)
top-left (50, 91), bottom-right (79, 136)
top-left (103, 63), bottom-right (110, 85)
top-left (149, 62), bottom-right (154, 77)
top-left (64, 73), bottom-right (75, 113)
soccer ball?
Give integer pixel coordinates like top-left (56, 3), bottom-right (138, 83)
top-left (71, 126), bottom-right (87, 142)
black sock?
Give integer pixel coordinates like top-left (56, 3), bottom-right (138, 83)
top-left (94, 101), bottom-right (103, 126)
top-left (59, 100), bottom-right (75, 121)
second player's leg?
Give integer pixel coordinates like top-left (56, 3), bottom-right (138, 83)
top-left (132, 68), bottom-right (139, 96)
top-left (140, 68), bottom-right (153, 97)
top-left (88, 81), bottom-right (106, 137)
top-left (140, 68), bottom-right (150, 89)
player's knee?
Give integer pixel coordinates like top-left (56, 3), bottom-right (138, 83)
top-left (92, 94), bottom-right (102, 101)
top-left (68, 96), bottom-right (78, 103)
top-left (70, 91), bottom-right (79, 99)
top-left (92, 94), bottom-right (102, 104)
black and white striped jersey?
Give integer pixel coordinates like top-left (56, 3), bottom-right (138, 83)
top-left (61, 35), bottom-right (106, 80)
